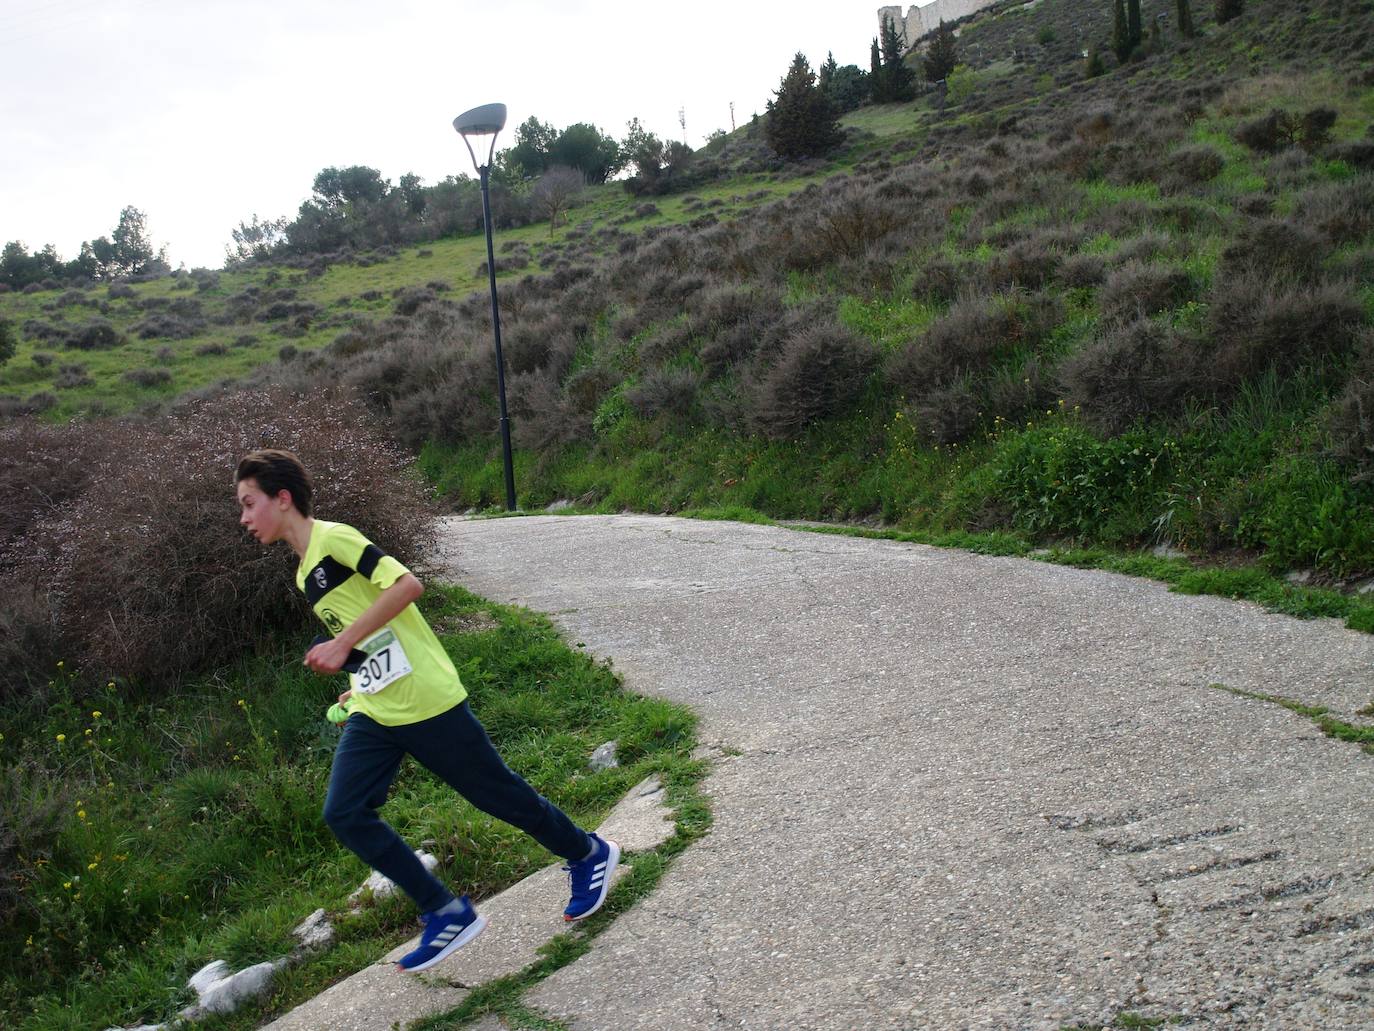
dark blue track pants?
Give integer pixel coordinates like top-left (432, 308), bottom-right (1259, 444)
top-left (322, 700), bottom-right (590, 913)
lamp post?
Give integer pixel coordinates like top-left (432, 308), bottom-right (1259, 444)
top-left (453, 102), bottom-right (517, 511)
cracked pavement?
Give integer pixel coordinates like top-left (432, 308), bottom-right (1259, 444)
top-left (435, 514), bottom-right (1374, 1030)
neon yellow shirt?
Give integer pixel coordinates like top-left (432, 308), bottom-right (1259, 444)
top-left (296, 520), bottom-right (466, 726)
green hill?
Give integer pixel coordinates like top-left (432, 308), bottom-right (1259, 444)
top-left (4, 0), bottom-right (1374, 580)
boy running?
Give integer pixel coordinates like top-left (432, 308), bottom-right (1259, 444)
top-left (234, 448), bottom-right (619, 972)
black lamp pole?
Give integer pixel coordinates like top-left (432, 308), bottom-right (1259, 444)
top-left (453, 103), bottom-right (517, 511)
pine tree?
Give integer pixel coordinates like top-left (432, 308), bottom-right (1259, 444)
top-left (923, 20), bottom-right (959, 83)
top-left (1127, 0), bottom-right (1143, 51)
top-left (765, 52), bottom-right (843, 160)
top-left (1176, 0), bottom-right (1196, 37)
top-left (1112, 0), bottom-right (1133, 62)
top-left (1215, 0), bottom-right (1244, 24)
top-left (819, 51), bottom-right (838, 94)
top-left (880, 15), bottom-right (917, 101)
top-left (869, 36), bottom-right (889, 102)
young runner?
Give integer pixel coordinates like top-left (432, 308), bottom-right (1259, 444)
top-left (234, 448), bottom-right (619, 972)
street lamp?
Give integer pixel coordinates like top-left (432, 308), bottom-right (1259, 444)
top-left (453, 102), bottom-right (517, 511)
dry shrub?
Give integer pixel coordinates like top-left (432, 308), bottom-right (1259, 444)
top-left (626, 366), bottom-right (703, 420)
top-left (1058, 319), bottom-right (1200, 433)
top-left (986, 238), bottom-right (1061, 290)
top-left (912, 255), bottom-right (968, 304)
top-left (1164, 144), bottom-right (1225, 187)
top-left (12, 389), bottom-right (432, 690)
top-left (66, 320), bottom-right (122, 351)
top-left (909, 380), bottom-right (979, 445)
top-left (508, 369), bottom-right (587, 450)
top-left (1099, 261), bottom-right (1194, 321)
top-left (1218, 220), bottom-right (1325, 283)
top-left (1060, 253), bottom-right (1107, 287)
top-left (1206, 276), bottom-right (1366, 387)
top-left (1293, 174), bottom-right (1374, 245)
top-left (691, 284), bottom-right (784, 377)
top-left (123, 367), bottom-right (172, 388)
top-left (889, 291), bottom-right (1056, 395)
top-left (748, 322), bottom-right (878, 438)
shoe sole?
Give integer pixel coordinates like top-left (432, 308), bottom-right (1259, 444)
top-left (397, 913), bottom-right (487, 973)
top-left (565, 838), bottom-right (621, 922)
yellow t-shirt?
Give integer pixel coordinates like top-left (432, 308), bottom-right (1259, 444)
top-left (297, 520), bottom-right (466, 726)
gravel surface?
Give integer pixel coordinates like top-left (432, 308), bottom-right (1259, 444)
top-left (436, 514), bottom-right (1374, 1030)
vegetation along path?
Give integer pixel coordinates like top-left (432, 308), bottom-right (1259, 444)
top-left (437, 514), bottom-right (1374, 1031)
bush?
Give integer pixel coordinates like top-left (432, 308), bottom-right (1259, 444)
top-left (1060, 253), bottom-right (1107, 287)
top-left (889, 292), bottom-right (1054, 394)
top-left (1098, 261), bottom-right (1193, 321)
top-left (0, 762), bottom-right (71, 925)
top-left (1058, 318), bottom-right (1198, 433)
top-left (748, 322), bottom-right (877, 437)
top-left (133, 313), bottom-right (205, 340)
top-left (626, 366), bottom-right (703, 420)
top-left (1206, 276), bottom-right (1366, 389)
top-left (10, 390), bottom-right (434, 689)
top-left (123, 367), bottom-right (172, 388)
top-left (1293, 174), bottom-right (1374, 245)
top-left (1218, 220), bottom-right (1324, 283)
top-left (1166, 144), bottom-right (1225, 186)
top-left (54, 363), bottom-right (92, 389)
top-left (65, 320), bottom-right (122, 351)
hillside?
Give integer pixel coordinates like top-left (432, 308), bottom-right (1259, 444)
top-left (4, 0), bottom-right (1374, 581)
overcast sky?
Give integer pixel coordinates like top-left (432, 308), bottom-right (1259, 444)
top-left (0, 0), bottom-right (882, 270)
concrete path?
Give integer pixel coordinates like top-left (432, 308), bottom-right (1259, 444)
top-left (433, 514), bottom-right (1374, 1031)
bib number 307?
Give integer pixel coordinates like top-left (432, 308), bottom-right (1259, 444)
top-left (350, 628), bottom-right (412, 695)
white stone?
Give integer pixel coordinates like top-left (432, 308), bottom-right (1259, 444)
top-left (185, 959), bottom-right (286, 1017)
top-left (292, 907), bottom-right (334, 950)
top-left (187, 959), bottom-right (231, 996)
top-left (349, 849), bottom-right (439, 905)
top-left (589, 740), bottom-right (619, 771)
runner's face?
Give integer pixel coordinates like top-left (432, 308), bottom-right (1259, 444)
top-left (237, 478), bottom-right (291, 544)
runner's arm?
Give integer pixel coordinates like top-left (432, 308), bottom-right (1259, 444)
top-left (304, 573), bottom-right (424, 674)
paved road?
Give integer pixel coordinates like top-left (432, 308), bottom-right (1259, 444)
top-left (435, 515), bottom-right (1374, 1030)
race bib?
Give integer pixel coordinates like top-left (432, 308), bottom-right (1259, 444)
top-left (349, 628), bottom-right (412, 695)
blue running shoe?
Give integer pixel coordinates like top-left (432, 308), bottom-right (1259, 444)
top-left (396, 896), bottom-right (486, 972)
top-left (563, 833), bottom-right (620, 921)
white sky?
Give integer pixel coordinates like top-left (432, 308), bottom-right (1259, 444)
top-left (0, 0), bottom-right (880, 270)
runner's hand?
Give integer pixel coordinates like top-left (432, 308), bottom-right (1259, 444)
top-left (305, 637), bottom-right (352, 675)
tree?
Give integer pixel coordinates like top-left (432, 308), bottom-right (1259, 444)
top-left (1176, 0), bottom-right (1197, 37)
top-left (826, 64), bottom-right (871, 112)
top-left (1112, 0), bottom-right (1133, 62)
top-left (87, 206), bottom-right (164, 279)
top-left (765, 53), bottom-right (843, 160)
top-left (1215, 0), bottom-right (1243, 23)
top-left (881, 15), bottom-right (917, 101)
top-left (819, 51), bottom-right (838, 94)
top-left (531, 166), bottom-right (585, 233)
top-left (226, 214), bottom-right (289, 265)
top-left (869, 36), bottom-right (887, 101)
top-left (1127, 0), bottom-right (1143, 52)
top-left (312, 166), bottom-right (388, 209)
top-left (548, 123), bottom-right (623, 184)
top-left (506, 116), bottom-right (557, 178)
top-left (923, 21), bottom-right (959, 83)
top-left (621, 118), bottom-right (696, 195)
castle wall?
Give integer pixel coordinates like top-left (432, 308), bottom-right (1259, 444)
top-left (878, 0), bottom-right (1001, 47)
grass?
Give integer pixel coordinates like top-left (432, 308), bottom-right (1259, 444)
top-left (1, 584), bottom-right (699, 1031)
top-left (1211, 684), bottom-right (1374, 753)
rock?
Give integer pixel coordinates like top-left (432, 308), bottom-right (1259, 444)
top-left (350, 849), bottom-right (439, 905)
top-left (546, 499), bottom-right (573, 512)
top-left (596, 775), bottom-right (676, 852)
top-left (1285, 570), bottom-right (1313, 585)
top-left (589, 740), bottom-right (619, 771)
top-left (185, 959), bottom-right (286, 1017)
top-left (1028, 548), bottom-right (1053, 558)
top-left (187, 960), bottom-right (231, 996)
top-left (292, 908), bottom-right (334, 950)
top-left (1356, 579), bottom-right (1374, 595)
top-left (1151, 544), bottom-right (1187, 560)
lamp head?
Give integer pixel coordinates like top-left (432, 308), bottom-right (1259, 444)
top-left (453, 103), bottom-right (507, 137)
